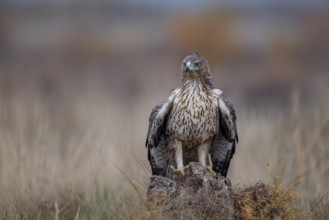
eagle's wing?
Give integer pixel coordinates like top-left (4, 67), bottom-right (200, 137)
top-left (146, 89), bottom-right (179, 176)
top-left (211, 95), bottom-right (238, 177)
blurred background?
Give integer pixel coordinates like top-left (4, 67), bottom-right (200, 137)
top-left (0, 0), bottom-right (329, 208)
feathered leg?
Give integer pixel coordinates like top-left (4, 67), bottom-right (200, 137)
top-left (171, 140), bottom-right (189, 175)
top-left (198, 143), bottom-right (215, 174)
top-left (198, 143), bottom-right (208, 166)
top-left (175, 140), bottom-right (183, 169)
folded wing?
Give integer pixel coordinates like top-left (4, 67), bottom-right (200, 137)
top-left (146, 90), bottom-right (178, 175)
top-left (211, 98), bottom-right (238, 177)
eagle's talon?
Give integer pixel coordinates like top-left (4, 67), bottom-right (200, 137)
top-left (171, 165), bottom-right (190, 175)
top-left (206, 165), bottom-right (216, 174)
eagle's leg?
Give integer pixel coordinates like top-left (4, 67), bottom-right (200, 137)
top-left (207, 153), bottom-right (216, 174)
top-left (197, 143), bottom-right (209, 166)
top-left (198, 143), bottom-right (215, 174)
top-left (171, 140), bottom-right (189, 175)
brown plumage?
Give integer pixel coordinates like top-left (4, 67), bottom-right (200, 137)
top-left (146, 53), bottom-right (238, 177)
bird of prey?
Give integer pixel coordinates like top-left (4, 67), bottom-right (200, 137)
top-left (146, 52), bottom-right (238, 177)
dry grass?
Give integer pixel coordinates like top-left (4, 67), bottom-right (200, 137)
top-left (0, 90), bottom-right (328, 219)
top-left (0, 61), bottom-right (328, 219)
top-left (233, 178), bottom-right (306, 220)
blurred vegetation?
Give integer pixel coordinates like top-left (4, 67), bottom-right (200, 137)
top-left (0, 1), bottom-right (329, 219)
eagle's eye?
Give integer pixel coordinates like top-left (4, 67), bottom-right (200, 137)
top-left (194, 62), bottom-right (201, 66)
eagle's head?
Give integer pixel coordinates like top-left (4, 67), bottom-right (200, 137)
top-left (181, 52), bottom-right (210, 78)
top-left (181, 52), bottom-right (214, 88)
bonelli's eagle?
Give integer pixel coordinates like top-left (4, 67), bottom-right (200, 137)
top-left (146, 53), bottom-right (238, 177)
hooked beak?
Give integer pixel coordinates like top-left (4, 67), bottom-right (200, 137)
top-left (183, 61), bottom-right (192, 72)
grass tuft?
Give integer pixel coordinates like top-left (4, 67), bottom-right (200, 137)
top-left (233, 177), bottom-right (308, 220)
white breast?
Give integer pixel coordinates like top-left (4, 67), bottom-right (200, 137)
top-left (167, 87), bottom-right (218, 145)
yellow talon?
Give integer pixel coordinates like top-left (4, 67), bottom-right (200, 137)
top-left (206, 166), bottom-right (216, 174)
top-left (171, 165), bottom-right (190, 175)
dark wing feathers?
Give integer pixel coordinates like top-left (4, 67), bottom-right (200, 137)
top-left (146, 101), bottom-right (166, 147)
top-left (145, 100), bottom-right (173, 149)
top-left (146, 95), bottom-right (175, 175)
top-left (219, 99), bottom-right (238, 143)
top-left (211, 98), bottom-right (238, 177)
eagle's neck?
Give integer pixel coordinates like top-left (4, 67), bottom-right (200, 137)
top-left (181, 74), bottom-right (214, 94)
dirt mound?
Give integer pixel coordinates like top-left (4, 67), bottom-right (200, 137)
top-left (147, 162), bottom-right (234, 219)
top-left (147, 162), bottom-right (305, 220)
